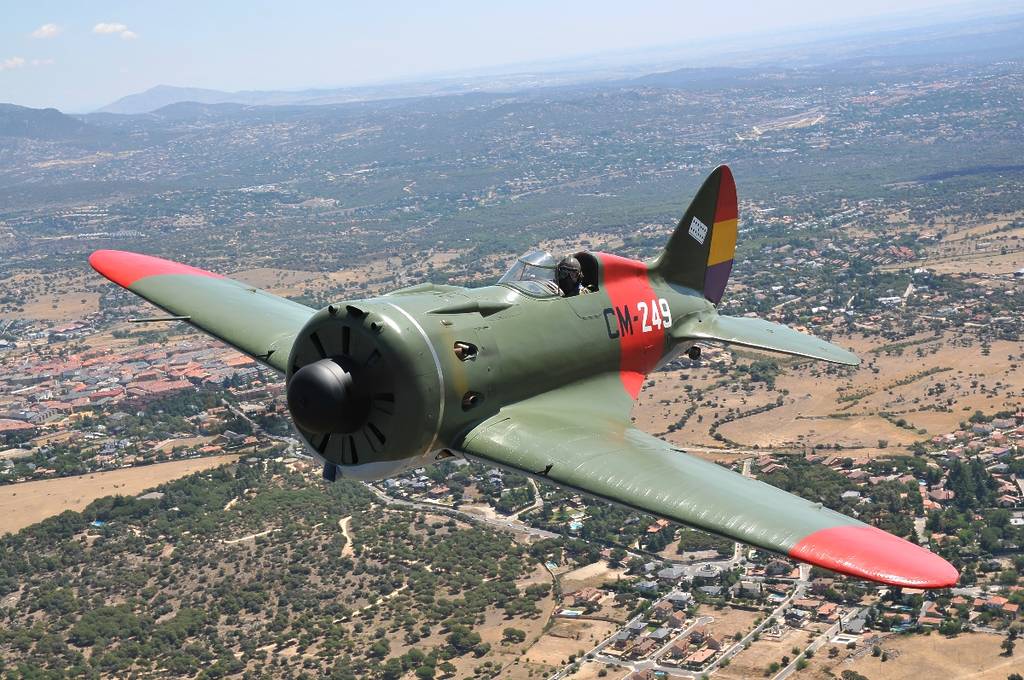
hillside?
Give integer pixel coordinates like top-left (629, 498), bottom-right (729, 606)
top-left (0, 104), bottom-right (93, 140)
top-left (0, 458), bottom-right (567, 678)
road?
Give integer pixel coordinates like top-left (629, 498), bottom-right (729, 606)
top-left (678, 445), bottom-right (775, 458)
top-left (914, 516), bottom-right (927, 542)
top-left (702, 564), bottom-right (811, 676)
top-left (773, 606), bottom-right (863, 680)
top-left (574, 567), bottom-right (812, 680)
top-left (510, 477), bottom-right (544, 520)
top-left (590, 614), bottom-right (716, 676)
top-left (222, 527), bottom-right (278, 544)
top-left (550, 456), bottom-right (759, 679)
top-left (548, 590), bottom-right (715, 680)
top-left (364, 483), bottom-right (559, 540)
top-left (220, 398), bottom-right (301, 454)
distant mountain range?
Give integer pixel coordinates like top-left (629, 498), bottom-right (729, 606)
top-left (88, 68), bottom-right (777, 116)
top-left (95, 69), bottom-right (623, 115)
top-left (92, 9), bottom-right (1024, 116)
top-left (5, 7), bottom-right (1023, 132)
top-left (98, 84), bottom-right (420, 115)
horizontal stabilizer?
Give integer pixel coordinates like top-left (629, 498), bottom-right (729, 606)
top-left (674, 313), bottom-right (859, 366)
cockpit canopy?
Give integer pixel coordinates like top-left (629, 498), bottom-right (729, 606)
top-left (498, 250), bottom-right (561, 296)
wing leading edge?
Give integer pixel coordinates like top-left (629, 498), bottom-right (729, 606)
top-left (90, 250), bottom-right (315, 373)
top-left (456, 376), bottom-right (957, 588)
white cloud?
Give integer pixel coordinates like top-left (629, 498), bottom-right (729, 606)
top-left (93, 22), bottom-right (129, 34)
top-left (0, 57), bottom-right (27, 72)
top-left (0, 57), bottom-right (54, 72)
top-left (93, 22), bottom-right (139, 40)
top-left (31, 23), bottom-right (61, 39)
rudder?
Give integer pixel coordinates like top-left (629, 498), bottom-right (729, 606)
top-left (652, 165), bottom-right (737, 305)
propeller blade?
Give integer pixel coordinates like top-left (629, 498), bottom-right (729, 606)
top-left (315, 433), bottom-right (331, 454)
top-left (310, 332), bottom-right (327, 359)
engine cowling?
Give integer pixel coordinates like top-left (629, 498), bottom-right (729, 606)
top-left (285, 302), bottom-right (441, 478)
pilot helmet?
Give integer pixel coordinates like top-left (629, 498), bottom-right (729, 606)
top-left (556, 256), bottom-right (582, 282)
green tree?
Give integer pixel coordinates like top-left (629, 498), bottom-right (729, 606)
top-left (503, 628), bottom-right (527, 644)
top-left (369, 638), bottom-right (390, 659)
top-left (382, 659), bottom-right (404, 680)
top-left (446, 625), bottom-right (481, 655)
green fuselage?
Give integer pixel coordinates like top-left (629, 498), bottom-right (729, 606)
top-left (286, 252), bottom-right (711, 479)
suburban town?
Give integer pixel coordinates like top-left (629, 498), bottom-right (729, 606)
top-left (2, 293), bottom-right (1022, 678)
top-left (2, 12), bottom-right (1023, 678)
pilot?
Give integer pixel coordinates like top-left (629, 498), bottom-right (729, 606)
top-left (556, 256), bottom-right (587, 297)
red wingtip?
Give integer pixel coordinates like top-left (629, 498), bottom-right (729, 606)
top-left (789, 525), bottom-right (959, 589)
top-left (89, 250), bottom-right (223, 288)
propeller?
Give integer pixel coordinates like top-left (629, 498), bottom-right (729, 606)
top-left (286, 309), bottom-right (397, 467)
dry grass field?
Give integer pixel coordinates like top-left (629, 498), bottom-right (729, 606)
top-left (636, 330), bottom-right (1022, 459)
top-left (921, 248), bottom-right (1024, 277)
top-left (716, 636), bottom-right (793, 680)
top-left (880, 211), bottom-right (1024, 277)
top-left (559, 560), bottom-right (630, 593)
top-left (521, 619), bottom-right (618, 667)
top-left (3, 269), bottom-right (102, 321)
top-left (555, 659), bottom-right (623, 680)
top-left (0, 455), bottom-right (240, 535)
top-left (819, 633), bottom-right (1016, 680)
top-left (698, 604), bottom-right (764, 642)
top-left (226, 267), bottom-right (322, 294)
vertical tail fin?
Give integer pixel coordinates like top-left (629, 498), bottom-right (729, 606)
top-left (652, 165), bottom-right (737, 305)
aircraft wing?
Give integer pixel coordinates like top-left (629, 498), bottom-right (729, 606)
top-left (90, 250), bottom-right (315, 374)
top-left (673, 313), bottom-right (860, 366)
top-left (456, 375), bottom-right (956, 588)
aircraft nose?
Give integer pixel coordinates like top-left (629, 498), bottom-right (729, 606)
top-left (286, 358), bottom-right (369, 434)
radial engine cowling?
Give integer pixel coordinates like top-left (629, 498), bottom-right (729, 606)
top-left (285, 302), bottom-right (441, 478)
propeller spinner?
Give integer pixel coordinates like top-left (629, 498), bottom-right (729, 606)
top-left (286, 357), bottom-right (370, 434)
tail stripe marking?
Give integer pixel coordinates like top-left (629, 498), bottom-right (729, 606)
top-left (703, 261), bottom-right (733, 305)
top-left (702, 166), bottom-right (737, 305)
top-left (713, 169), bottom-right (738, 222)
top-left (707, 218), bottom-right (738, 266)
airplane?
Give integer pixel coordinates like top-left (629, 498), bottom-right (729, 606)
top-left (90, 165), bottom-right (958, 589)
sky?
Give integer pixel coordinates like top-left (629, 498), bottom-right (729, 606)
top-left (0, 0), bottom-right (1012, 112)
